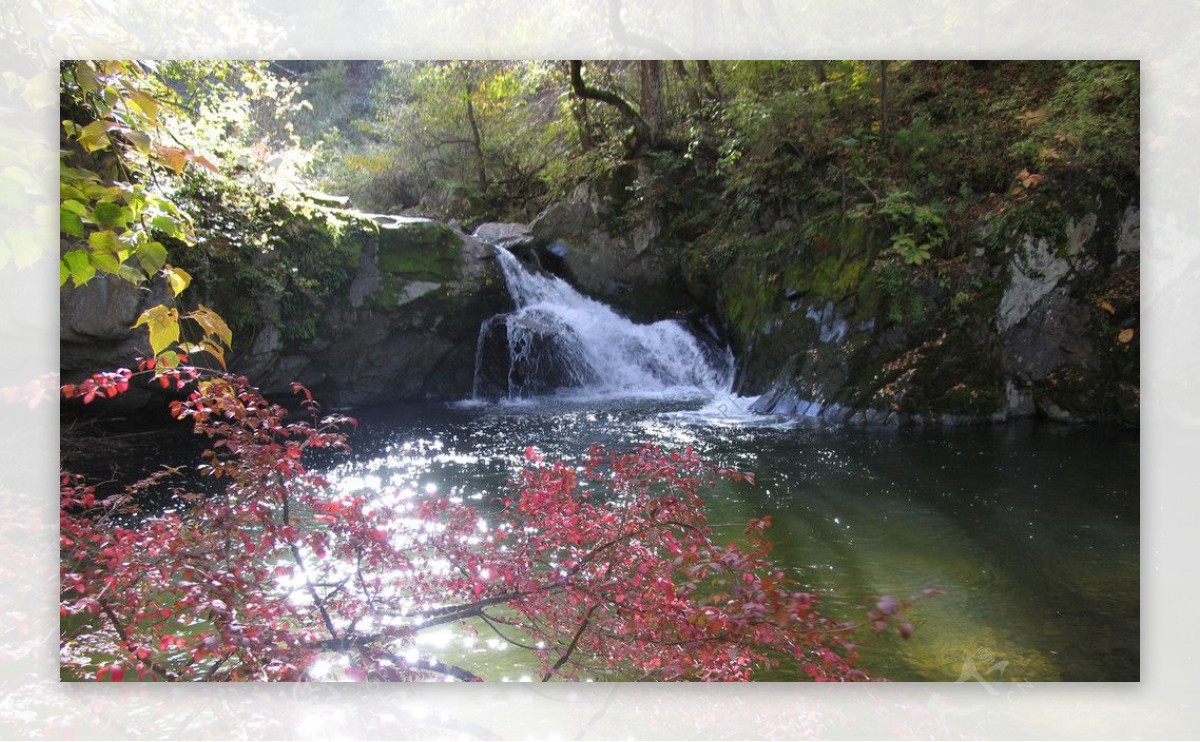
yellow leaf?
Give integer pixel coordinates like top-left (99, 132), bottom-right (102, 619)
top-left (1118, 328), bottom-right (1135, 344)
top-left (154, 144), bottom-right (189, 174)
top-left (132, 305), bottom-right (180, 356)
top-left (1098, 300), bottom-right (1116, 315)
top-left (185, 304), bottom-right (233, 349)
top-left (164, 265), bottom-right (191, 296)
top-left (198, 339), bottom-right (227, 370)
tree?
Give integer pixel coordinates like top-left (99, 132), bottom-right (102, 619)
top-left (568, 60), bottom-right (654, 156)
top-left (59, 60), bottom-right (313, 372)
top-left (60, 370), bottom-right (925, 682)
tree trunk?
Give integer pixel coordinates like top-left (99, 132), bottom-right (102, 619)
top-left (879, 60), bottom-right (889, 151)
top-left (812, 60), bottom-right (835, 111)
top-left (639, 61), bottom-right (663, 147)
top-left (672, 60), bottom-right (702, 114)
top-left (572, 95), bottom-right (594, 152)
top-left (463, 75), bottom-right (488, 192)
top-left (696, 60), bottom-right (721, 102)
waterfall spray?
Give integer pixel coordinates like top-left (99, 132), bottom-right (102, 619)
top-left (472, 247), bottom-right (732, 401)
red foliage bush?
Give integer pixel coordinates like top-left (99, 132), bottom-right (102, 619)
top-left (61, 369), bottom-right (923, 682)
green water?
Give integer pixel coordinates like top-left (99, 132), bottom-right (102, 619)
top-left (328, 396), bottom-right (1139, 682)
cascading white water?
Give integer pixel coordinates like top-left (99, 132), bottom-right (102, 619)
top-left (473, 247), bottom-right (733, 401)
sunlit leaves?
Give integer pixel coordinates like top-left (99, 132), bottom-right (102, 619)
top-left (153, 144), bottom-right (218, 175)
top-left (61, 249), bottom-right (95, 286)
top-left (60, 207), bottom-right (85, 238)
top-left (163, 265), bottom-right (191, 297)
top-left (132, 305), bottom-right (180, 357)
top-left (181, 305), bottom-right (232, 368)
top-left (134, 241), bottom-right (167, 274)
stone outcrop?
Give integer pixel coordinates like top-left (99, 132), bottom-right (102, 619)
top-left (725, 203), bottom-right (1139, 427)
top-left (527, 181), bottom-right (697, 322)
top-left (61, 213), bottom-right (509, 409)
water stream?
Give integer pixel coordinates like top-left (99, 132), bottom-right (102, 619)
top-left (472, 247), bottom-right (732, 401)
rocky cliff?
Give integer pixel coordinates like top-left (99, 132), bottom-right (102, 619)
top-left (521, 176), bottom-right (1139, 427)
top-left (61, 209), bottom-right (508, 410)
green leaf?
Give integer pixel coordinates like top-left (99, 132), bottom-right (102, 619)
top-left (92, 201), bottom-right (129, 228)
top-left (132, 305), bottom-right (180, 356)
top-left (77, 120), bottom-right (116, 152)
top-left (62, 250), bottom-right (96, 286)
top-left (136, 241), bottom-right (167, 274)
top-left (125, 90), bottom-right (159, 125)
top-left (87, 229), bottom-right (121, 256)
top-left (125, 129), bottom-right (151, 155)
top-left (60, 208), bottom-right (85, 238)
top-left (90, 249), bottom-right (121, 275)
top-left (150, 214), bottom-right (183, 238)
top-left (117, 263), bottom-right (146, 284)
top-left (73, 61), bottom-right (100, 95)
top-left (60, 199), bottom-right (88, 216)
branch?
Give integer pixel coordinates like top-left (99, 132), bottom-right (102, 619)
top-left (279, 481), bottom-right (339, 641)
top-left (98, 599), bottom-right (181, 681)
top-left (478, 611), bottom-right (543, 652)
top-left (411, 657), bottom-right (484, 682)
top-left (542, 604), bottom-right (599, 681)
top-left (568, 61), bottom-right (650, 153)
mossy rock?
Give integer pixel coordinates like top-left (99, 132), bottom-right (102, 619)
top-left (376, 219), bottom-right (462, 281)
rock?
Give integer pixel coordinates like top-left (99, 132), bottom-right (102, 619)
top-left (1001, 290), bottom-right (1093, 383)
top-left (472, 222), bottom-right (534, 249)
top-left (996, 235), bottom-right (1072, 332)
top-left (528, 181), bottom-right (693, 321)
top-left (719, 193), bottom-right (1137, 427)
top-left (61, 210), bottom-right (508, 411)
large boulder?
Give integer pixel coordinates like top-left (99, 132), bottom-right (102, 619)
top-left (528, 181), bottom-right (696, 322)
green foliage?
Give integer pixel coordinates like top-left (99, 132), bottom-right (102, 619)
top-left (1008, 61), bottom-right (1139, 189)
top-left (305, 60), bottom-right (568, 220)
top-left (852, 190), bottom-right (948, 266)
top-left (871, 260), bottom-right (928, 325)
top-left (59, 60), bottom-right (232, 369)
top-left (170, 171), bottom-right (368, 345)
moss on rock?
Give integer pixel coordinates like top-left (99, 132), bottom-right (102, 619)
top-left (376, 219), bottom-right (462, 280)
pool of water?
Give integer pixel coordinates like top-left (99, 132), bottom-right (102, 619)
top-left (325, 394), bottom-right (1139, 682)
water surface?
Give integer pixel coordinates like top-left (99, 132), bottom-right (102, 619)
top-left (330, 396), bottom-right (1139, 682)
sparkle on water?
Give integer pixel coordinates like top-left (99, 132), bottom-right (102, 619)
top-left (314, 396), bottom-right (1138, 682)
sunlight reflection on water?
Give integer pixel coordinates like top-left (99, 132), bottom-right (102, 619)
top-left (310, 398), bottom-right (1139, 681)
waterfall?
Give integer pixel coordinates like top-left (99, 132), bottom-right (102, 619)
top-left (472, 247), bottom-right (733, 401)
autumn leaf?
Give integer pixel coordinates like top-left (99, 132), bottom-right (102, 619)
top-left (163, 265), bottom-right (191, 297)
top-left (1118, 328), bottom-right (1135, 344)
top-left (185, 305), bottom-right (233, 349)
top-left (132, 305), bottom-right (180, 356)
